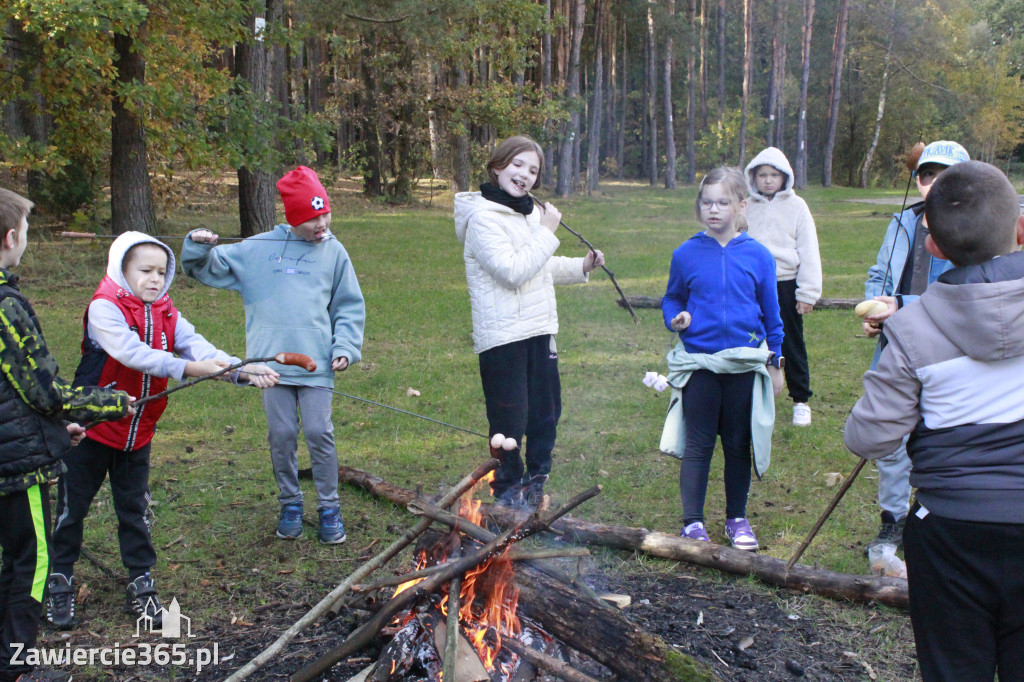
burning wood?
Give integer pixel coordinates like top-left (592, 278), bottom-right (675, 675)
top-left (291, 478), bottom-right (602, 682)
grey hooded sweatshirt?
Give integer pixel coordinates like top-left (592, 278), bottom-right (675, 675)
top-left (845, 251), bottom-right (1024, 523)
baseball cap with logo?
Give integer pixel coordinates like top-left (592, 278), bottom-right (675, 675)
top-left (916, 141), bottom-right (969, 170)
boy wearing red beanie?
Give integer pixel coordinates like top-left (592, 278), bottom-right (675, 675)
top-left (181, 167), bottom-right (365, 544)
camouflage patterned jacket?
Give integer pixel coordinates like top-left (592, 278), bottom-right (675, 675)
top-left (0, 268), bottom-right (129, 496)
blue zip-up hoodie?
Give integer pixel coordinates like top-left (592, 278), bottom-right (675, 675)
top-left (180, 224), bottom-right (365, 388)
top-left (662, 231), bottom-right (783, 358)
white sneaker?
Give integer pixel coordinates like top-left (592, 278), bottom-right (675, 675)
top-left (793, 402), bottom-right (812, 426)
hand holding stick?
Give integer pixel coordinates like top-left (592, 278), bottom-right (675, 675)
top-left (131, 352), bottom-right (314, 409)
top-left (529, 195), bottom-right (640, 325)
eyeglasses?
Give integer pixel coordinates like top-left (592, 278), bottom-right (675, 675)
top-left (699, 199), bottom-right (734, 209)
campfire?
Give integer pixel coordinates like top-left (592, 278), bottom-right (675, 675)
top-left (341, 472), bottom-right (594, 682)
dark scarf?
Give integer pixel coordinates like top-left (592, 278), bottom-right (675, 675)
top-left (480, 182), bottom-right (534, 216)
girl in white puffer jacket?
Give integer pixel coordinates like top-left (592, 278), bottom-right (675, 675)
top-left (454, 136), bottom-right (604, 510)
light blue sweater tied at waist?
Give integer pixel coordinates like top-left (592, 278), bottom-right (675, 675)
top-left (659, 342), bottom-right (776, 478)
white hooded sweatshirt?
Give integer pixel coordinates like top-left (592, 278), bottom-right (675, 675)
top-left (744, 147), bottom-right (823, 305)
top-left (454, 192), bottom-right (588, 354)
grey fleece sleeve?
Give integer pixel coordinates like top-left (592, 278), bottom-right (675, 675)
top-left (844, 327), bottom-right (923, 460)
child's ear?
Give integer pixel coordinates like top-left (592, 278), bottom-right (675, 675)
top-left (0, 228), bottom-right (13, 251)
top-left (1016, 216), bottom-right (1024, 247)
top-left (924, 234), bottom-right (948, 260)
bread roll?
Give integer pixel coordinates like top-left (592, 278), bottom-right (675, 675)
top-left (855, 299), bottom-right (888, 318)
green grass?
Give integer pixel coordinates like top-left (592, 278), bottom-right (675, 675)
top-left (21, 180), bottom-right (916, 678)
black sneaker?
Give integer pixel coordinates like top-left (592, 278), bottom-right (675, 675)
top-left (493, 486), bottom-right (526, 511)
top-left (125, 573), bottom-right (163, 628)
top-left (521, 474), bottom-right (549, 510)
top-left (864, 511), bottom-right (906, 556)
top-left (45, 573), bottom-right (77, 630)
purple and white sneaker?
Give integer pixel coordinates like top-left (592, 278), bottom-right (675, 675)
top-left (681, 521), bottom-right (710, 542)
top-left (725, 518), bottom-right (759, 551)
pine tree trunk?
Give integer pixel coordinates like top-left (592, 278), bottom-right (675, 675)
top-left (698, 0), bottom-right (708, 130)
top-left (542, 0), bottom-right (555, 187)
top-left (451, 64), bottom-right (470, 193)
top-left (716, 0), bottom-right (725, 132)
top-left (110, 27), bottom-right (156, 235)
top-left (663, 0), bottom-right (677, 189)
top-left (616, 26), bottom-right (627, 179)
top-left (686, 0), bottom-right (698, 183)
top-left (794, 0), bottom-right (815, 189)
top-left (587, 0), bottom-right (604, 194)
top-left (556, 0), bottom-right (585, 197)
top-left (236, 7), bottom-right (275, 238)
top-left (646, 3), bottom-right (658, 186)
top-left (821, 0), bottom-right (849, 187)
top-left (738, 0), bottom-right (752, 167)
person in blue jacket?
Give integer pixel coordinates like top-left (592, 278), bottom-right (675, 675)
top-left (661, 166), bottom-right (784, 551)
top-left (182, 166), bottom-right (365, 545)
top-left (858, 140), bottom-right (968, 556)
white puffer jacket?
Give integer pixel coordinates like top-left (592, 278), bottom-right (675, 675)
top-left (454, 192), bottom-right (588, 354)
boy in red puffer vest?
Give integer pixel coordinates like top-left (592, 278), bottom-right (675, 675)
top-left (46, 232), bottom-right (278, 631)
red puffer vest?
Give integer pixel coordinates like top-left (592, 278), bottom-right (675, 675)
top-left (82, 276), bottom-right (178, 452)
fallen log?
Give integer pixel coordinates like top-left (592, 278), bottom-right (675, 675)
top-left (486, 505), bottom-right (908, 608)
top-left (341, 467), bottom-right (719, 681)
top-left (620, 295), bottom-right (859, 310)
top-left (339, 466), bottom-right (908, 608)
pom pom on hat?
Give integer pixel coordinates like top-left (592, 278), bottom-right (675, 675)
top-left (277, 166), bottom-right (331, 227)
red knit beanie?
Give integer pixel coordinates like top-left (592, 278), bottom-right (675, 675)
top-left (276, 166), bottom-right (331, 227)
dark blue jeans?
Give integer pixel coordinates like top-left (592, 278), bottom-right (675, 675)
top-left (479, 335), bottom-right (561, 497)
top-left (679, 369), bottom-right (754, 525)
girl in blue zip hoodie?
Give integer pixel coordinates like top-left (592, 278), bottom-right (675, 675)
top-left (661, 167), bottom-right (784, 551)
top-left (181, 166), bottom-right (365, 545)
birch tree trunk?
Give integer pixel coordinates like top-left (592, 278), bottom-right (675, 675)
top-left (794, 0), bottom-right (815, 189)
top-left (860, 0), bottom-right (896, 189)
top-left (821, 0), bottom-right (849, 187)
top-left (663, 0), bottom-right (677, 189)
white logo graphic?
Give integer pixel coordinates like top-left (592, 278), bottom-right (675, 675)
top-left (134, 597), bottom-right (193, 639)
top-left (311, 196), bottom-right (325, 210)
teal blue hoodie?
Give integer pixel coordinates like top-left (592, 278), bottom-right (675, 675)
top-left (180, 224), bottom-right (365, 387)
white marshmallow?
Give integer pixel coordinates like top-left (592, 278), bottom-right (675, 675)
top-left (643, 371), bottom-right (659, 387)
top-left (653, 375), bottom-right (670, 392)
top-left (501, 437), bottom-right (518, 451)
top-left (490, 434), bottom-right (505, 449)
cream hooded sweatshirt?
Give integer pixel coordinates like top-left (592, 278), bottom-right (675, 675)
top-left (744, 147), bottom-right (822, 305)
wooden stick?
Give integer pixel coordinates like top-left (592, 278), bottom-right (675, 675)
top-left (786, 458), bottom-right (868, 572)
top-left (291, 486), bottom-right (600, 682)
top-left (499, 636), bottom-right (602, 682)
top-left (351, 547), bottom-right (590, 592)
top-left (442, 551), bottom-right (462, 682)
top-left (529, 195), bottom-right (639, 324)
top-left (223, 458), bottom-right (498, 682)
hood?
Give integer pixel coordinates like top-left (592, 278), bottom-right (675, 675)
top-left (454, 192), bottom-right (516, 244)
top-left (919, 251), bottom-right (1024, 362)
top-left (106, 231), bottom-right (176, 300)
top-left (745, 147), bottom-right (795, 199)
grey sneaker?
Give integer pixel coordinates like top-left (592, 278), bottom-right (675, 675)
top-left (45, 573), bottom-right (77, 629)
top-left (125, 573), bottom-right (162, 628)
top-left (864, 511), bottom-right (906, 556)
